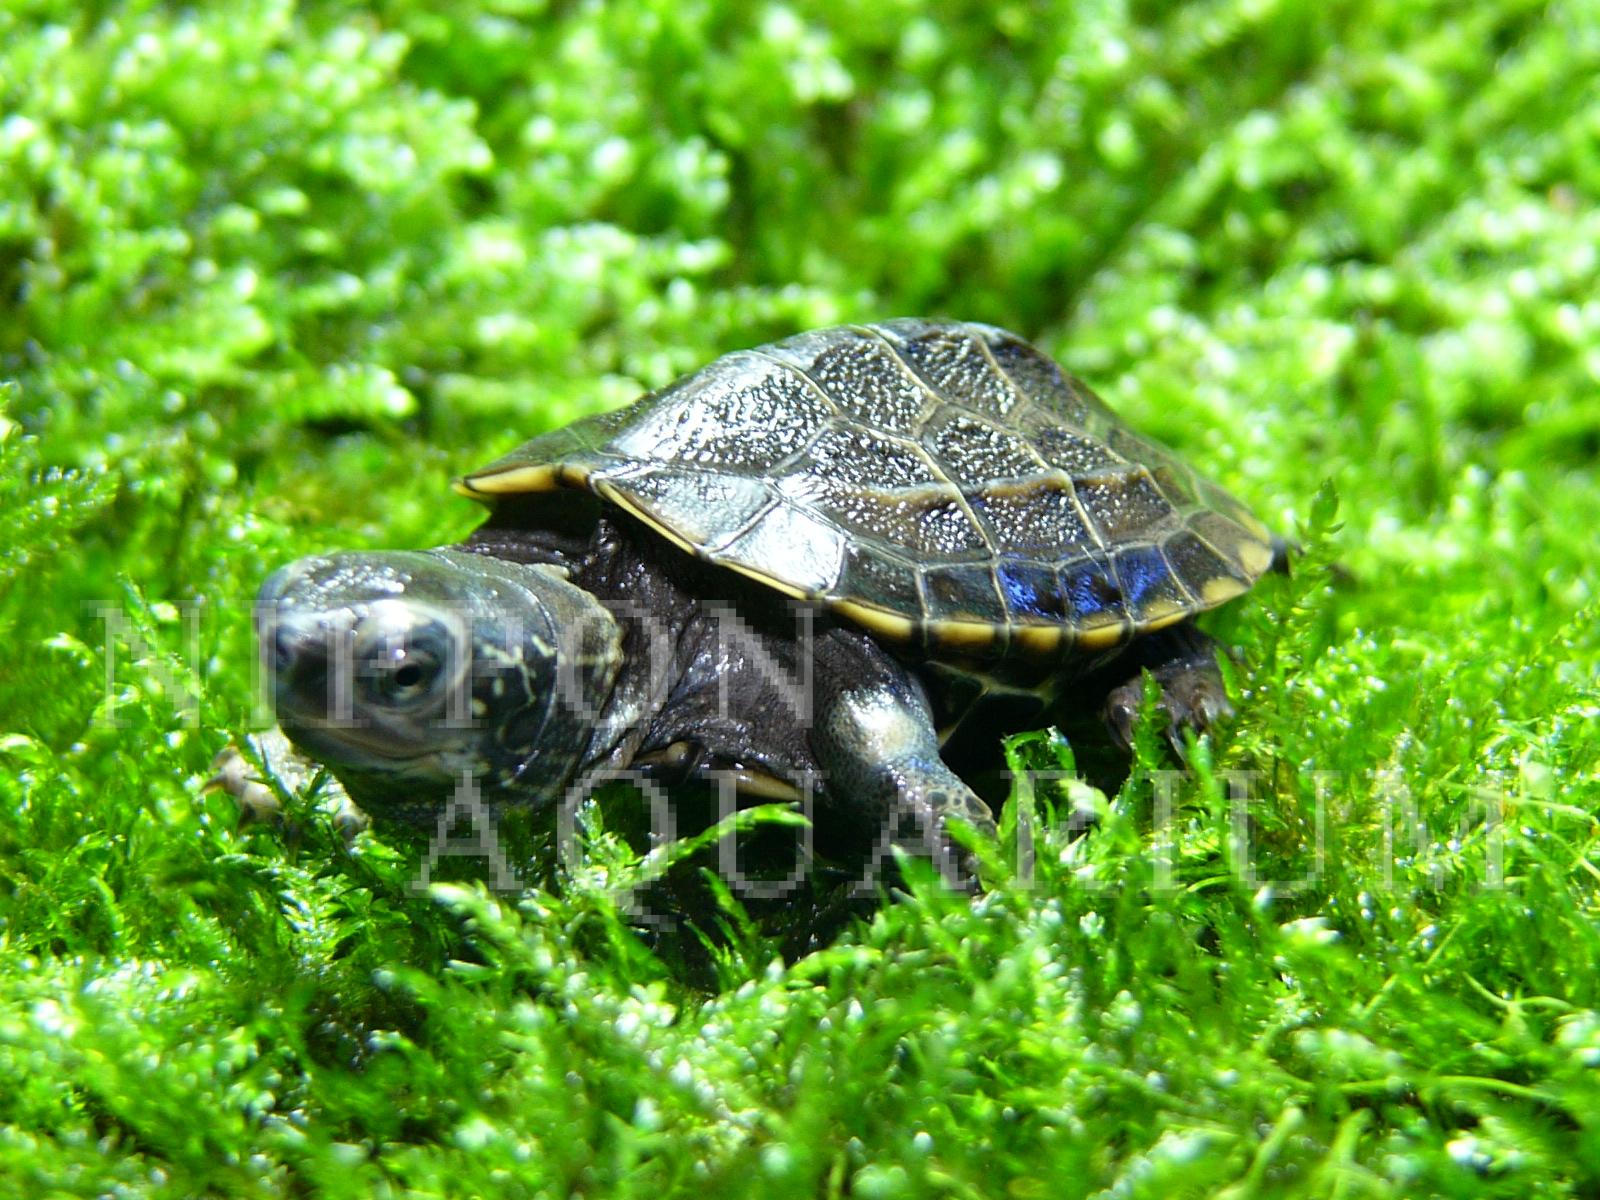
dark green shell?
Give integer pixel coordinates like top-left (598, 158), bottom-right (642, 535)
top-left (458, 320), bottom-right (1273, 655)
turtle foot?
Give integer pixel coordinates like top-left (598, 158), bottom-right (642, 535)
top-left (1104, 656), bottom-right (1232, 757)
top-left (204, 731), bottom-right (370, 839)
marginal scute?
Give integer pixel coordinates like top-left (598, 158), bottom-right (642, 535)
top-left (716, 501), bottom-right (848, 596)
top-left (1188, 511), bottom-right (1265, 578)
top-left (832, 598), bottom-right (917, 642)
top-left (1074, 617), bottom-right (1130, 651)
top-left (1238, 538), bottom-right (1276, 578)
top-left (836, 544), bottom-right (922, 612)
top-left (1113, 544), bottom-right (1193, 622)
top-left (924, 562), bottom-right (1005, 623)
top-left (1009, 624), bottom-right (1072, 655)
top-left (1200, 575), bottom-right (1251, 605)
top-left (592, 481), bottom-right (703, 559)
top-left (459, 320), bottom-right (1274, 659)
top-left (609, 470), bottom-right (772, 550)
top-left (1148, 461), bottom-right (1201, 508)
top-left (1198, 478), bottom-right (1274, 543)
top-left (455, 463), bottom-right (564, 497)
top-left (926, 618), bottom-right (1005, 652)
top-left (995, 558), bottom-right (1068, 623)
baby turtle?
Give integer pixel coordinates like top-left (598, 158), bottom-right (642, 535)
top-left (258, 320), bottom-right (1275, 879)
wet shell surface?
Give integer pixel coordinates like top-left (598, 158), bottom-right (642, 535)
top-left (458, 319), bottom-right (1275, 658)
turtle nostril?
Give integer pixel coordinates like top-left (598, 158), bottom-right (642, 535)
top-left (264, 621), bottom-right (329, 690)
top-left (273, 627), bottom-right (295, 674)
top-left (265, 626), bottom-right (331, 717)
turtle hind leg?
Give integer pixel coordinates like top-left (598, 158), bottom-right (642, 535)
top-left (1100, 622), bottom-right (1232, 755)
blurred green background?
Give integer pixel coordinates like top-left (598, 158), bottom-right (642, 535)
top-left (2, 1), bottom-right (1599, 1196)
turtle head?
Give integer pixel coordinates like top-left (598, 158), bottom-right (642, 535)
top-left (256, 549), bottom-right (621, 818)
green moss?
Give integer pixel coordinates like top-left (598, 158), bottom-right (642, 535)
top-left (3, 0), bottom-right (1599, 1195)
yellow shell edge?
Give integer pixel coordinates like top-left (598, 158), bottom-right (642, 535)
top-left (1238, 537), bottom-right (1275, 579)
top-left (1200, 575), bottom-right (1251, 606)
top-left (455, 463), bottom-right (592, 498)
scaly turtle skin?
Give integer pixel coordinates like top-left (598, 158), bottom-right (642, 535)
top-left (258, 320), bottom-right (1275, 881)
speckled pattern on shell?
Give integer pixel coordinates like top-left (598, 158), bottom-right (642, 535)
top-left (459, 320), bottom-right (1275, 654)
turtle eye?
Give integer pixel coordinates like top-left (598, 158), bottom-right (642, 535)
top-left (355, 618), bottom-right (452, 707)
top-left (375, 644), bottom-right (442, 703)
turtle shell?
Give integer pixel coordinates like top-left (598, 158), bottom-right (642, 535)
top-left (457, 320), bottom-right (1274, 657)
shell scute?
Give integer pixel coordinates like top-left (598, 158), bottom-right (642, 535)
top-left (981, 329), bottom-right (1104, 426)
top-left (769, 328), bottom-right (930, 436)
top-left (882, 322), bottom-right (1025, 419)
top-left (1075, 471), bottom-right (1180, 545)
top-left (613, 352), bottom-right (828, 471)
top-left (716, 502), bottom-right (847, 595)
top-left (967, 485), bottom-right (1094, 555)
top-left (923, 406), bottom-right (1046, 486)
top-left (458, 320), bottom-right (1275, 657)
top-left (604, 469), bottom-right (773, 551)
top-left (1059, 558), bottom-right (1126, 626)
top-left (1114, 545), bottom-right (1192, 624)
top-left (1020, 417), bottom-right (1127, 477)
top-left (924, 563), bottom-right (1005, 623)
top-left (837, 544), bottom-right (922, 611)
top-left (800, 423), bottom-right (937, 489)
top-left (996, 559), bottom-right (1071, 623)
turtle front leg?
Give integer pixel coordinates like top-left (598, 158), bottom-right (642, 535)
top-left (1102, 622), bottom-right (1232, 754)
top-left (812, 667), bottom-right (997, 891)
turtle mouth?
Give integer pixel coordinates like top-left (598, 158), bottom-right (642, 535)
top-left (276, 713), bottom-right (456, 777)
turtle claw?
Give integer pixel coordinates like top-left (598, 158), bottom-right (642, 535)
top-left (1104, 662), bottom-right (1232, 757)
top-left (204, 745), bottom-right (284, 826)
top-left (204, 733), bottom-right (370, 840)
top-left (1105, 696), bottom-right (1138, 752)
top-left (865, 802), bottom-right (993, 897)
